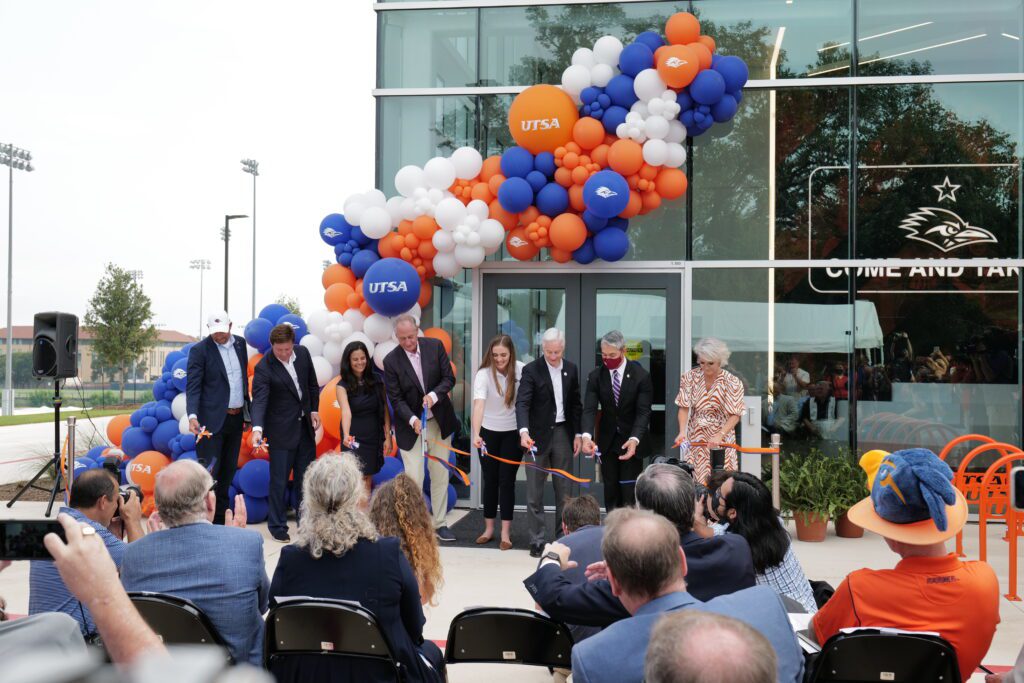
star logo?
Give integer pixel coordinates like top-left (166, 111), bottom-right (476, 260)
top-left (898, 207), bottom-right (997, 253)
top-left (595, 186), bottom-right (618, 198)
top-left (665, 57), bottom-right (688, 68)
top-left (932, 176), bottom-right (960, 203)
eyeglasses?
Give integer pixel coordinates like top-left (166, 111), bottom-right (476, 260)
top-left (209, 480), bottom-right (218, 493)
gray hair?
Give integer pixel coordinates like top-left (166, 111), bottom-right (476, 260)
top-left (601, 508), bottom-right (682, 601)
top-left (636, 464), bottom-right (696, 533)
top-left (294, 454), bottom-right (378, 559)
top-left (693, 337), bottom-right (731, 366)
top-left (645, 610), bottom-right (776, 683)
top-left (393, 313), bottom-right (419, 331)
top-left (155, 460), bottom-right (213, 528)
top-left (541, 328), bottom-right (565, 346)
top-left (600, 330), bottom-right (626, 350)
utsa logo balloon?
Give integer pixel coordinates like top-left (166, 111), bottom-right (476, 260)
top-left (507, 84), bottom-right (579, 154)
top-left (367, 281), bottom-right (409, 294)
top-left (520, 118), bottom-right (562, 131)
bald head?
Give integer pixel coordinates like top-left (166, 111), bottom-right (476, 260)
top-left (601, 508), bottom-right (684, 606)
top-left (155, 460), bottom-right (214, 527)
top-left (645, 610), bottom-right (776, 683)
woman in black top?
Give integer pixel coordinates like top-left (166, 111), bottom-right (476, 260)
top-left (337, 341), bottom-right (391, 495)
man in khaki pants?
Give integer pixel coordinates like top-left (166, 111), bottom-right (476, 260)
top-left (383, 315), bottom-right (459, 542)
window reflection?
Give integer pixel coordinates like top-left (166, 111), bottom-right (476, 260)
top-left (379, 9), bottom-right (478, 88)
top-left (495, 288), bottom-right (567, 362)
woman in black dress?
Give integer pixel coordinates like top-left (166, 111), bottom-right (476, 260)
top-left (337, 341), bottom-right (391, 495)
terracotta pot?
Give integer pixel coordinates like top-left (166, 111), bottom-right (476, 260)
top-left (835, 510), bottom-right (864, 538)
top-left (794, 510), bottom-right (829, 542)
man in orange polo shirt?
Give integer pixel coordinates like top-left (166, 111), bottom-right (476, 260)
top-left (811, 448), bottom-right (999, 682)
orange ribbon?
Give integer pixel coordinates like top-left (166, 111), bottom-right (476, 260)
top-left (438, 440), bottom-right (593, 487)
top-left (672, 439), bottom-right (779, 455)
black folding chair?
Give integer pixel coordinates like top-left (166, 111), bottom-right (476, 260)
top-left (444, 607), bottom-right (574, 669)
top-left (127, 592), bottom-right (231, 662)
top-left (264, 597), bottom-right (404, 682)
top-left (806, 628), bottom-right (961, 682)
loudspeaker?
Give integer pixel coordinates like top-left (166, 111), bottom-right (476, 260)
top-left (33, 312), bottom-right (79, 379)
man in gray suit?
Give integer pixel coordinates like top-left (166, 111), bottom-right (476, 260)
top-left (120, 460), bottom-right (269, 665)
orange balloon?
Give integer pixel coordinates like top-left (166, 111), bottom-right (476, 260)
top-left (359, 301), bottom-right (373, 316)
top-left (641, 190), bottom-right (663, 213)
top-left (423, 327), bottom-right (452, 355)
top-left (621, 191), bottom-right (643, 218)
top-left (324, 282), bottom-right (354, 312)
top-left (126, 451), bottom-right (170, 495)
top-left (506, 226), bottom-right (540, 261)
top-left (549, 247), bottom-right (572, 263)
top-left (519, 206), bottom-right (540, 226)
top-left (687, 42), bottom-right (713, 70)
top-left (571, 166), bottom-right (590, 186)
top-left (480, 155), bottom-right (502, 181)
top-left (247, 353), bottom-right (263, 376)
top-left (591, 143), bottom-right (610, 167)
top-left (418, 283), bottom-right (432, 308)
top-left (378, 236), bottom-right (398, 258)
top-left (470, 182), bottom-right (494, 203)
top-left (639, 163), bottom-right (660, 181)
top-left (322, 264), bottom-right (356, 290)
top-left (106, 414), bottom-right (132, 448)
top-left (657, 45), bottom-right (700, 88)
top-left (142, 497), bottom-right (156, 518)
top-left (554, 167), bottom-right (573, 188)
top-left (608, 140), bottom-right (644, 176)
top-left (347, 292), bottom-right (362, 309)
top-left (397, 220), bottom-right (413, 236)
top-left (488, 200), bottom-right (518, 231)
top-left (507, 84), bottom-right (579, 154)
top-left (656, 168), bottom-right (689, 199)
top-left (418, 239), bottom-right (438, 260)
top-left (451, 361), bottom-right (458, 377)
top-left (318, 377), bottom-right (342, 439)
top-left (317, 433), bottom-right (340, 458)
top-left (568, 185), bottom-right (586, 212)
top-left (572, 117), bottom-right (605, 150)
top-left (698, 35), bottom-right (716, 53)
top-left (488, 173), bottom-right (506, 197)
top-left (412, 216), bottom-right (438, 240)
top-left (549, 213), bottom-right (587, 251)
top-left (237, 449), bottom-right (254, 469)
top-left (666, 12), bottom-right (701, 45)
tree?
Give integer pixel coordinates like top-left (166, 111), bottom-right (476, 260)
top-left (0, 352), bottom-right (37, 387)
top-left (275, 295), bottom-right (302, 317)
top-left (84, 264), bottom-right (158, 403)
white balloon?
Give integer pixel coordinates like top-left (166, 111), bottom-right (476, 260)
top-left (571, 47), bottom-right (596, 68)
top-left (322, 341), bottom-right (345, 367)
top-left (591, 63), bottom-right (615, 88)
top-left (364, 313), bottom-right (394, 343)
top-left (432, 229), bottom-right (456, 252)
top-left (648, 98), bottom-right (665, 117)
top-left (342, 332), bottom-right (375, 360)
top-left (424, 156), bottom-right (457, 190)
top-left (359, 206), bottom-right (392, 239)
top-left (327, 320), bottom-right (354, 343)
top-left (403, 303), bottom-right (422, 323)
top-left (434, 197), bottom-right (468, 231)
top-left (373, 340), bottom-right (398, 371)
top-left (454, 244), bottom-right (486, 268)
top-left (385, 196), bottom-right (405, 227)
top-left (399, 197), bottom-right (419, 220)
top-left (306, 309), bottom-right (330, 339)
top-left (342, 194), bottom-right (368, 224)
top-left (342, 309), bottom-right (365, 332)
top-left (171, 393), bottom-right (187, 421)
top-left (246, 344), bottom-right (259, 359)
top-left (642, 139), bottom-right (669, 166)
top-left (593, 36), bottom-right (624, 65)
top-left (666, 119), bottom-right (688, 144)
top-left (326, 311), bottom-right (345, 326)
top-left (178, 414), bottom-right (191, 435)
top-left (433, 251), bottom-right (461, 278)
top-left (300, 334), bottom-right (324, 357)
top-left (561, 64), bottom-right (591, 98)
top-left (634, 69), bottom-right (667, 102)
top-left (365, 189), bottom-right (387, 208)
top-left (466, 199), bottom-right (489, 220)
top-left (394, 165), bottom-right (425, 197)
top-left (478, 218), bottom-right (505, 252)
top-left (665, 142), bottom-right (688, 168)
top-left (645, 115), bottom-right (670, 140)
top-left (450, 147), bottom-right (483, 180)
top-left (311, 356), bottom-right (334, 386)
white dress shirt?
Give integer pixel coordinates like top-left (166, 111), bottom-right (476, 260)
top-left (473, 361), bottom-right (524, 432)
top-left (406, 344), bottom-right (438, 426)
top-left (548, 360), bottom-right (566, 423)
top-left (280, 352), bottom-right (302, 399)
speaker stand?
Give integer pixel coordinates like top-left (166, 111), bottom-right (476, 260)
top-left (6, 380), bottom-right (66, 515)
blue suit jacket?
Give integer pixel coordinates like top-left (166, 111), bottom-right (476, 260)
top-left (250, 345), bottom-right (320, 450)
top-left (570, 587), bottom-right (804, 683)
top-left (186, 335), bottom-right (251, 434)
top-left (120, 523), bottom-right (269, 665)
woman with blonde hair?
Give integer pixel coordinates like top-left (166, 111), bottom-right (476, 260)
top-left (269, 455), bottom-right (443, 683)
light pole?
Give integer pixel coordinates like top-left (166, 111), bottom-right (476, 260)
top-left (221, 214), bottom-right (248, 312)
top-left (1, 143), bottom-right (34, 417)
top-left (240, 159), bottom-right (259, 319)
top-left (190, 259), bottom-right (211, 338)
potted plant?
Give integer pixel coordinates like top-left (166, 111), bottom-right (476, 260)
top-left (832, 449), bottom-right (868, 538)
top-left (777, 448), bottom-right (836, 542)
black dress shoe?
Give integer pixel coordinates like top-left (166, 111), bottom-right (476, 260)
top-left (272, 530), bottom-right (291, 543)
top-left (529, 543), bottom-right (544, 558)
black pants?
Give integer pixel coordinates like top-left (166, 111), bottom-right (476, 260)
top-left (268, 425), bottom-right (316, 535)
top-left (196, 411), bottom-right (243, 525)
top-left (601, 431), bottom-right (643, 511)
top-left (480, 427), bottom-right (522, 521)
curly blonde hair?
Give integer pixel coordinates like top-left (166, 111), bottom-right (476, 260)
top-left (295, 454), bottom-right (378, 559)
top-left (369, 474), bottom-right (444, 605)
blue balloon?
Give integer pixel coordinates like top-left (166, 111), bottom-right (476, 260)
top-left (602, 105), bottom-right (629, 134)
top-left (372, 456), bottom-right (405, 488)
top-left (163, 388), bottom-right (177, 401)
top-left (129, 410), bottom-right (144, 428)
top-left (350, 247), bottom-right (379, 279)
top-left (244, 317), bottom-right (274, 353)
top-left (151, 419), bottom-right (180, 455)
top-left (731, 89), bottom-right (743, 105)
top-left (583, 170), bottom-right (630, 219)
top-left (525, 170), bottom-right (547, 193)
top-left (594, 225), bottom-right (631, 262)
top-left (500, 146), bottom-right (534, 178)
top-left (180, 342), bottom-right (195, 357)
top-left (350, 226), bottom-right (374, 247)
top-left (497, 177), bottom-right (534, 214)
top-left (275, 313), bottom-right (308, 342)
top-left (121, 427), bottom-right (152, 457)
top-left (86, 445), bottom-right (107, 460)
top-left (607, 217), bottom-right (630, 231)
top-left (446, 484), bottom-right (457, 513)
top-left (154, 401), bottom-right (173, 423)
top-left (243, 495), bottom-right (269, 523)
top-left (714, 55), bottom-right (749, 92)
top-left (170, 437), bottom-right (183, 457)
top-left (582, 210), bottom-right (609, 232)
top-left (618, 42), bottom-right (653, 78)
top-left (178, 433), bottom-right (197, 452)
top-left (605, 74), bottom-right (639, 108)
top-left (690, 70), bottom-right (726, 106)
top-left (176, 450), bottom-right (198, 462)
top-left (170, 357), bottom-right (188, 393)
top-left (151, 380), bottom-right (167, 402)
top-left (680, 109), bottom-right (696, 129)
top-left (573, 238), bottom-right (597, 265)
top-left (580, 86), bottom-right (602, 105)
top-left (677, 91), bottom-right (694, 112)
top-left (259, 304), bottom-right (290, 323)
top-left (535, 183), bottom-right (569, 217)
top-left (634, 30), bottom-right (665, 52)
top-left (319, 214), bottom-right (353, 246)
top-left (140, 416), bottom-right (158, 433)
top-left (534, 152), bottom-right (557, 178)
top-left (711, 94), bottom-right (739, 122)
top-left (237, 459), bottom-right (271, 498)
top-left (162, 350), bottom-right (185, 372)
top-left (362, 258), bottom-right (421, 317)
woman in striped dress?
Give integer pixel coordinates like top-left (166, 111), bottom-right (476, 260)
top-left (674, 337), bottom-right (745, 484)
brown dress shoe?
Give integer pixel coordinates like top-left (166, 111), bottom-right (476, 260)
top-left (499, 540), bottom-right (513, 551)
top-left (475, 534), bottom-right (493, 544)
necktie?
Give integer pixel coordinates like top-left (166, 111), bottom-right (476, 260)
top-left (612, 369), bottom-right (621, 405)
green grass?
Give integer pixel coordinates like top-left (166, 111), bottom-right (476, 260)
top-left (0, 408), bottom-right (129, 427)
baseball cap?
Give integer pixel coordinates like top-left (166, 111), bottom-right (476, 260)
top-left (207, 311), bottom-right (231, 334)
top-left (847, 447), bottom-right (967, 545)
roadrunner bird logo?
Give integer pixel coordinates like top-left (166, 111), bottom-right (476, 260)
top-left (322, 228), bottom-right (343, 239)
top-left (665, 57), bottom-right (688, 68)
top-left (595, 186), bottom-right (618, 199)
top-left (508, 235), bottom-right (529, 248)
top-left (898, 207), bottom-right (997, 253)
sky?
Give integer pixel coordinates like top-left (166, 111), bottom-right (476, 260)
top-left (0, 1), bottom-right (377, 338)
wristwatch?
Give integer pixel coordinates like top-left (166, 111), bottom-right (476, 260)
top-left (540, 551), bottom-right (562, 568)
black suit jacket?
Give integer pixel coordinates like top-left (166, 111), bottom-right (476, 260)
top-left (581, 360), bottom-right (654, 457)
top-left (185, 335), bottom-right (251, 434)
top-left (515, 357), bottom-right (583, 455)
top-left (250, 345), bottom-right (320, 450)
top-left (383, 337), bottom-right (458, 451)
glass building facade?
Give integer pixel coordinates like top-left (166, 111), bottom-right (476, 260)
top-left (375, 0), bottom-right (1024, 506)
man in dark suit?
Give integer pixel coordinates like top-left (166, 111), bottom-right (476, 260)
top-left (186, 310), bottom-right (251, 525)
top-left (251, 323), bottom-right (321, 543)
top-left (383, 314), bottom-right (459, 542)
top-left (581, 330), bottom-right (654, 510)
top-left (516, 327), bottom-right (583, 557)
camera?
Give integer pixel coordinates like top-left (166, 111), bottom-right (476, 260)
top-left (119, 484), bottom-right (143, 504)
top-left (651, 455), bottom-right (724, 520)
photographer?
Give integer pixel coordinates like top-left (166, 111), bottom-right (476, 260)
top-left (28, 468), bottom-right (143, 638)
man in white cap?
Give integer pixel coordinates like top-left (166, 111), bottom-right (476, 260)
top-left (185, 311), bottom-right (251, 524)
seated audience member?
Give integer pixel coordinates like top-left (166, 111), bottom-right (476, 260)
top-left (561, 508), bottom-right (801, 683)
top-left (120, 460), bottom-right (268, 665)
top-left (524, 463), bottom-right (755, 627)
top-left (701, 472), bottom-right (818, 613)
top-left (762, 380), bottom-right (799, 437)
top-left (556, 494), bottom-right (604, 645)
top-left (270, 455), bottom-right (443, 683)
top-left (369, 473), bottom-right (444, 606)
top-left (799, 381), bottom-right (837, 439)
top-left (812, 448), bottom-right (999, 683)
top-left (30, 468), bottom-right (144, 637)
top-left (645, 610), bottom-right (776, 683)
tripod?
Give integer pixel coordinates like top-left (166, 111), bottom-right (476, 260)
top-left (6, 379), bottom-right (66, 515)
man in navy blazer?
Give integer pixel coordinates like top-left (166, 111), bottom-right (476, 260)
top-left (251, 324), bottom-right (321, 543)
top-left (539, 508), bottom-right (802, 683)
top-left (186, 310), bottom-right (251, 525)
top-left (121, 460), bottom-right (269, 665)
